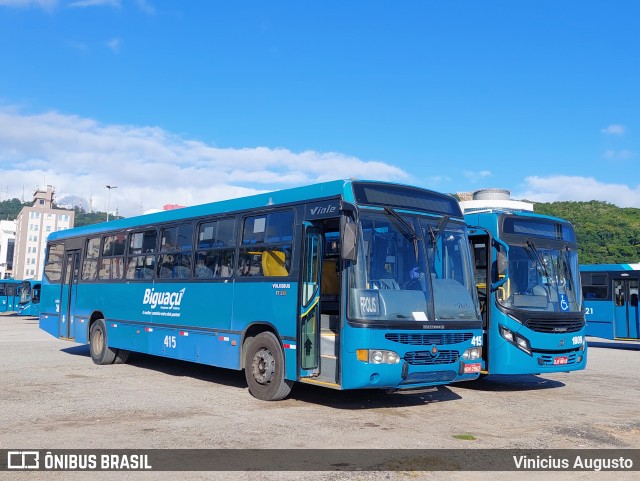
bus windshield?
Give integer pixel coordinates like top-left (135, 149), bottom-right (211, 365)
top-left (348, 211), bottom-right (480, 323)
top-left (498, 240), bottom-right (581, 313)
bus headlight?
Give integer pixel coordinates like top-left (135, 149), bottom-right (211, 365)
top-left (499, 325), bottom-right (532, 355)
top-left (357, 349), bottom-right (401, 364)
top-left (462, 347), bottom-right (482, 360)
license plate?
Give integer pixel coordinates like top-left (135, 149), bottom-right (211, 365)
top-left (464, 363), bottom-right (481, 374)
top-left (553, 356), bottom-right (568, 365)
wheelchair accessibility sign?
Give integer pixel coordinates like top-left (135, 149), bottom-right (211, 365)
top-left (559, 294), bottom-right (570, 312)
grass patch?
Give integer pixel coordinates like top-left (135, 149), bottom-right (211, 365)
top-left (452, 434), bottom-right (477, 441)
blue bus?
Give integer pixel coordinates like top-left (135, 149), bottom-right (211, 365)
top-left (0, 279), bottom-right (22, 313)
top-left (39, 180), bottom-right (484, 400)
top-left (580, 264), bottom-right (640, 340)
top-left (17, 280), bottom-right (41, 317)
top-left (464, 210), bottom-right (587, 375)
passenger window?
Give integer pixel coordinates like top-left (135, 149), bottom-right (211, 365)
top-left (157, 223), bottom-right (194, 279)
top-left (239, 211), bottom-right (294, 277)
top-left (195, 218), bottom-right (235, 279)
top-left (82, 237), bottom-right (100, 281)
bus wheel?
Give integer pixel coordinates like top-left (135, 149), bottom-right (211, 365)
top-left (244, 332), bottom-right (293, 401)
top-left (89, 319), bottom-right (117, 365)
top-left (113, 349), bottom-right (130, 364)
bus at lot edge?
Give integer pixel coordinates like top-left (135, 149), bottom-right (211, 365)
top-left (0, 279), bottom-right (23, 313)
top-left (580, 263), bottom-right (640, 341)
top-left (464, 209), bottom-right (587, 375)
top-left (39, 180), bottom-right (484, 400)
top-left (18, 280), bottom-right (41, 317)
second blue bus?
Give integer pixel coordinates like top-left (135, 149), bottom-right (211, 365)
top-left (464, 210), bottom-right (588, 375)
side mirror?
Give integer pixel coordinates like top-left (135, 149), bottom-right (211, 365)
top-left (341, 220), bottom-right (358, 262)
top-left (491, 237), bottom-right (509, 291)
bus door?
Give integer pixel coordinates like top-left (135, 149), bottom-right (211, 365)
top-left (299, 226), bottom-right (322, 378)
top-left (0, 282), bottom-right (7, 312)
top-left (613, 278), bottom-right (640, 339)
top-left (59, 250), bottom-right (81, 339)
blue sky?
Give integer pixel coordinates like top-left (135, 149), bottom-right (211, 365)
top-left (0, 0), bottom-right (638, 216)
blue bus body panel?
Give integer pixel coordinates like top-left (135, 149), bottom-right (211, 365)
top-left (488, 313), bottom-right (587, 375)
top-left (581, 263), bottom-right (640, 340)
top-left (340, 323), bottom-right (481, 389)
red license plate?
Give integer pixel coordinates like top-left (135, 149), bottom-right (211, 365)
top-left (553, 356), bottom-right (568, 365)
top-left (464, 363), bottom-right (481, 374)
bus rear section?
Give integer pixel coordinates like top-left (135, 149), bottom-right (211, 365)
top-left (466, 212), bottom-right (587, 376)
top-left (581, 264), bottom-right (640, 341)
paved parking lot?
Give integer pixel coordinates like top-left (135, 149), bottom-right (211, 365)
top-left (1, 314), bottom-right (639, 480)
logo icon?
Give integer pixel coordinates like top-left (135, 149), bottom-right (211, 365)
top-left (7, 451), bottom-right (40, 470)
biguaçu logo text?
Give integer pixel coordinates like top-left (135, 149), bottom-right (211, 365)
top-left (142, 288), bottom-right (186, 310)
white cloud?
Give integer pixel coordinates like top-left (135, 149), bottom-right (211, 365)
top-left (134, 0), bottom-right (154, 14)
top-left (106, 37), bottom-right (122, 53)
top-left (515, 175), bottom-right (640, 208)
top-left (463, 170), bottom-right (492, 182)
top-left (0, 0), bottom-right (57, 9)
top-left (68, 0), bottom-right (120, 8)
top-left (0, 108), bottom-right (408, 216)
top-left (603, 149), bottom-right (633, 160)
top-left (601, 124), bottom-right (626, 136)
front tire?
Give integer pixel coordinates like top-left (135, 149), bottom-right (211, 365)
top-left (90, 319), bottom-right (117, 365)
top-left (244, 332), bottom-right (293, 401)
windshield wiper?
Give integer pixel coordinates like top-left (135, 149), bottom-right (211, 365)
top-left (383, 207), bottom-right (421, 260)
top-left (525, 239), bottom-right (552, 289)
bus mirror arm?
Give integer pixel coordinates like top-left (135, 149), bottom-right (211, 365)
top-left (490, 237), bottom-right (509, 291)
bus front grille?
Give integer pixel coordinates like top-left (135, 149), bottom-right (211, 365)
top-left (404, 350), bottom-right (459, 365)
top-left (386, 333), bottom-right (473, 345)
top-left (524, 318), bottom-right (584, 333)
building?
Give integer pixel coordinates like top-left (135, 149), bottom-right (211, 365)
top-left (457, 188), bottom-right (534, 214)
top-left (12, 186), bottom-right (75, 280)
top-left (0, 220), bottom-right (17, 279)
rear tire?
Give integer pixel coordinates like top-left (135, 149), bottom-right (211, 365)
top-left (113, 349), bottom-right (130, 364)
top-left (90, 319), bottom-right (117, 365)
top-left (244, 332), bottom-right (293, 401)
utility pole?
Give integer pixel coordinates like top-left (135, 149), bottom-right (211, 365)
top-left (105, 185), bottom-right (117, 221)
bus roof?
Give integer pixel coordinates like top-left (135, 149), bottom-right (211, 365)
top-left (464, 209), bottom-right (570, 224)
top-left (47, 179), bottom-right (460, 241)
top-left (580, 263), bottom-right (640, 272)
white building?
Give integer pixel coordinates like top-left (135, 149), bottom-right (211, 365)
top-left (13, 186), bottom-right (75, 280)
top-left (0, 220), bottom-right (17, 279)
top-left (458, 188), bottom-right (534, 214)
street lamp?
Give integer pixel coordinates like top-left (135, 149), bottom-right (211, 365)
top-left (105, 185), bottom-right (117, 221)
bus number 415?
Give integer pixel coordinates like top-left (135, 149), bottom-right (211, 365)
top-left (164, 336), bottom-right (177, 349)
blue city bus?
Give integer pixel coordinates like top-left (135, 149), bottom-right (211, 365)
top-left (464, 210), bottom-right (587, 375)
top-left (17, 280), bottom-right (41, 317)
top-left (580, 264), bottom-right (640, 341)
top-left (0, 279), bottom-right (23, 313)
top-left (39, 180), bottom-right (484, 400)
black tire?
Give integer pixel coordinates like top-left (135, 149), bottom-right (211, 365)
top-left (244, 332), bottom-right (293, 401)
top-left (89, 319), bottom-right (117, 365)
top-left (113, 349), bottom-right (130, 364)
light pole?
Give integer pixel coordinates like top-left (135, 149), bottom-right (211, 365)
top-left (105, 185), bottom-right (117, 221)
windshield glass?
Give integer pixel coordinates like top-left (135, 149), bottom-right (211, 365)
top-left (497, 242), bottom-right (582, 312)
top-left (347, 211), bottom-right (480, 323)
